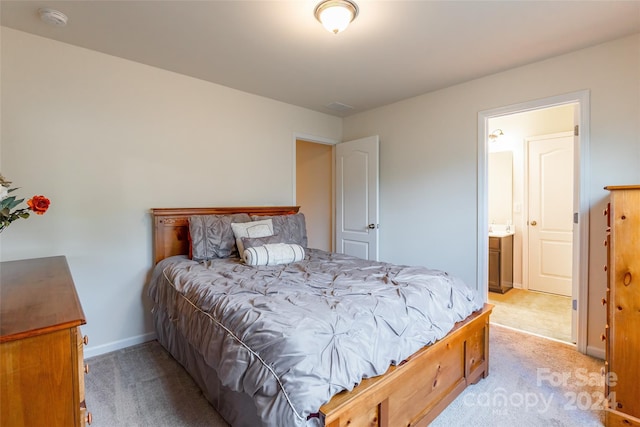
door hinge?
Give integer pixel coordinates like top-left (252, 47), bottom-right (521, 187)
top-left (574, 125), bottom-right (579, 136)
top-left (573, 212), bottom-right (579, 224)
top-left (572, 299), bottom-right (577, 310)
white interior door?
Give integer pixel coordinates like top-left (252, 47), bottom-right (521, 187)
top-left (527, 134), bottom-right (574, 296)
top-left (335, 135), bottom-right (379, 260)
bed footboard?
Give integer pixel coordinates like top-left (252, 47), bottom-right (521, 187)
top-left (319, 303), bottom-right (492, 427)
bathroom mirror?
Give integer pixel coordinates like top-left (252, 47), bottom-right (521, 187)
top-left (488, 151), bottom-right (513, 225)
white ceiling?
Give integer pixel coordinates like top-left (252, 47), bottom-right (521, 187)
top-left (2, 1), bottom-right (639, 117)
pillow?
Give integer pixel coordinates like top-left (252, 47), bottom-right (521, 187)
top-left (251, 213), bottom-right (308, 248)
top-left (189, 214), bottom-right (251, 261)
top-left (230, 219), bottom-right (274, 255)
top-left (243, 243), bottom-right (305, 266)
top-left (240, 233), bottom-right (287, 250)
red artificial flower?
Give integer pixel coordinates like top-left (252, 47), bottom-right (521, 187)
top-left (27, 195), bottom-right (50, 215)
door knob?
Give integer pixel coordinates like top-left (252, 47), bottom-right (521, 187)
top-left (367, 223), bottom-right (376, 229)
top-left (530, 220), bottom-right (537, 226)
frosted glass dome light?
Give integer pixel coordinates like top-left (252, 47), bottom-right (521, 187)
top-left (314, 0), bottom-right (359, 34)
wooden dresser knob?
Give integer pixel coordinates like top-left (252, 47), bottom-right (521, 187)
top-left (84, 363), bottom-right (89, 374)
top-left (601, 298), bottom-right (607, 306)
top-left (86, 412), bottom-right (92, 425)
top-left (83, 335), bottom-right (89, 345)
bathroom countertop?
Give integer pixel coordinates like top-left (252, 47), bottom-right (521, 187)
top-left (488, 224), bottom-right (515, 238)
top-left (489, 231), bottom-right (515, 238)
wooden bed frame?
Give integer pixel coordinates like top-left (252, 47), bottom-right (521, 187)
top-left (151, 206), bottom-right (492, 427)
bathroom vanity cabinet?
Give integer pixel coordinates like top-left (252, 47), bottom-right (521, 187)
top-left (488, 234), bottom-right (513, 293)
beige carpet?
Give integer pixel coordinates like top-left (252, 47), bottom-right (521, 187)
top-left (85, 325), bottom-right (604, 426)
top-left (489, 288), bottom-right (573, 343)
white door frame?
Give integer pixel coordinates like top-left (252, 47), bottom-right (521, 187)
top-left (477, 90), bottom-right (590, 354)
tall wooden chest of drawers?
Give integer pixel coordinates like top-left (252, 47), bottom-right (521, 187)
top-left (0, 256), bottom-right (91, 426)
top-left (604, 185), bottom-right (640, 427)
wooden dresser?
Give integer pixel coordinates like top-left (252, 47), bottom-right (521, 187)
top-left (0, 256), bottom-right (91, 426)
top-left (604, 185), bottom-right (640, 427)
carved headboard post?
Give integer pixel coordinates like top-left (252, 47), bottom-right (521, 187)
top-left (151, 206), bottom-right (300, 264)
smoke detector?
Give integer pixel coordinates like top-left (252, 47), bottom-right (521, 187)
top-left (38, 8), bottom-right (68, 27)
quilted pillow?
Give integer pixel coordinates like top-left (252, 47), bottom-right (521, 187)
top-left (243, 243), bottom-right (305, 266)
top-left (251, 213), bottom-right (308, 248)
top-left (189, 214), bottom-right (251, 261)
top-left (240, 233), bottom-right (287, 251)
top-left (230, 219), bottom-right (274, 255)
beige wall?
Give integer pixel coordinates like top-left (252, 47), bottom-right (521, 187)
top-left (296, 140), bottom-right (333, 251)
top-left (2, 26), bottom-right (638, 359)
top-left (343, 34), bottom-right (640, 357)
top-left (0, 28), bottom-right (342, 356)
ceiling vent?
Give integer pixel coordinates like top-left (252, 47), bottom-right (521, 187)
top-left (326, 102), bottom-right (354, 113)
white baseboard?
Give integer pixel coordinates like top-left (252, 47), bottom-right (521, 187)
top-left (84, 332), bottom-right (157, 359)
top-left (586, 345), bottom-right (605, 360)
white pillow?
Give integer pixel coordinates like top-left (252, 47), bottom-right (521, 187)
top-left (231, 219), bottom-right (274, 255)
top-left (243, 243), bottom-right (305, 266)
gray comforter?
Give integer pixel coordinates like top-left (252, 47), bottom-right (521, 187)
top-left (148, 249), bottom-right (482, 426)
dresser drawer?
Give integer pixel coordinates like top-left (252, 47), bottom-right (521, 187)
top-left (77, 328), bottom-right (86, 401)
top-left (1, 329), bottom-right (77, 426)
top-left (76, 328), bottom-right (92, 425)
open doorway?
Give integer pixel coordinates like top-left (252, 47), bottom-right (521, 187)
top-left (295, 138), bottom-right (334, 252)
top-left (486, 105), bottom-right (575, 343)
top-left (295, 134), bottom-right (380, 260)
top-left (478, 90), bottom-right (591, 354)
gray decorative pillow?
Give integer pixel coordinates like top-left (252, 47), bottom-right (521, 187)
top-left (241, 233), bottom-right (287, 251)
top-left (252, 213), bottom-right (308, 248)
top-left (189, 214), bottom-right (251, 260)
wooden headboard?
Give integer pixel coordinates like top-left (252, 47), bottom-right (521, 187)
top-left (151, 206), bottom-right (300, 264)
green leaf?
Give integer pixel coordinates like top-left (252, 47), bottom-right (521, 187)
top-left (0, 196), bottom-right (16, 209)
top-left (7, 197), bottom-right (25, 210)
top-left (1, 195), bottom-right (22, 208)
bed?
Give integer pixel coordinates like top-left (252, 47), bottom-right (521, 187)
top-left (148, 206), bottom-right (492, 427)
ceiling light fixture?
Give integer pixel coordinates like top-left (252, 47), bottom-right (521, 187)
top-left (488, 129), bottom-right (504, 142)
top-left (38, 8), bottom-right (68, 27)
top-left (314, 0), bottom-right (359, 34)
